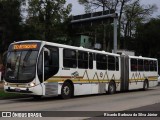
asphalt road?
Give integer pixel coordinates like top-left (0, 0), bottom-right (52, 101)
top-left (0, 86), bottom-right (160, 120)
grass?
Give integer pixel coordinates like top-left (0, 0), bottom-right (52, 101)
top-left (0, 89), bottom-right (26, 99)
top-left (0, 82), bottom-right (28, 99)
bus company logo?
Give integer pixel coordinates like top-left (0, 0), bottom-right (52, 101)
top-left (2, 112), bottom-right (11, 117)
top-left (71, 71), bottom-right (79, 77)
top-left (100, 72), bottom-right (103, 78)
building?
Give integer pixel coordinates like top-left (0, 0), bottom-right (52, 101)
top-left (73, 35), bottom-right (92, 48)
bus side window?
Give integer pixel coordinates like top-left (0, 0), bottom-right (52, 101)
top-left (96, 54), bottom-right (107, 70)
top-left (116, 57), bottom-right (119, 71)
top-left (149, 61), bottom-right (154, 71)
top-left (78, 51), bottom-right (88, 69)
top-left (89, 53), bottom-right (93, 69)
top-left (63, 49), bottom-right (77, 68)
top-left (138, 59), bottom-right (144, 71)
top-left (49, 47), bottom-right (59, 74)
top-left (154, 61), bottom-right (157, 71)
top-left (131, 59), bottom-right (137, 71)
top-left (144, 60), bottom-right (149, 71)
top-left (108, 55), bottom-right (115, 70)
top-left (93, 53), bottom-right (96, 60)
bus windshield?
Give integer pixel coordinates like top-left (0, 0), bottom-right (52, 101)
top-left (5, 50), bottom-right (38, 82)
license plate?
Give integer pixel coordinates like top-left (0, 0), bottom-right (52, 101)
top-left (15, 88), bottom-right (21, 92)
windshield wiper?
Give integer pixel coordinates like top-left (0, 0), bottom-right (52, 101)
top-left (23, 49), bottom-right (32, 62)
top-left (14, 53), bottom-right (21, 79)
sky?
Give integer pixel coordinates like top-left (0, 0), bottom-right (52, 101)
top-left (66, 0), bottom-right (160, 17)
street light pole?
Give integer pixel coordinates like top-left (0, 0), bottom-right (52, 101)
top-left (113, 14), bottom-right (118, 53)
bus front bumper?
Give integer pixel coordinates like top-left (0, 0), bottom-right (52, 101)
top-left (4, 84), bottom-right (43, 95)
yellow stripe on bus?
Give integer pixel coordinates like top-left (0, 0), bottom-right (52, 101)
top-left (46, 78), bottom-right (157, 83)
top-left (46, 79), bottom-right (121, 83)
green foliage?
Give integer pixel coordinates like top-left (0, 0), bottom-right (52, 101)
top-left (0, 0), bottom-right (72, 55)
top-left (78, 0), bottom-right (123, 51)
top-left (136, 18), bottom-right (160, 57)
top-left (122, 0), bottom-right (157, 37)
top-left (78, 0), bottom-right (119, 11)
top-left (26, 0), bottom-right (72, 42)
top-left (0, 89), bottom-right (26, 99)
top-left (78, 0), bottom-right (158, 53)
top-left (0, 0), bottom-right (23, 53)
top-left (0, 0), bottom-right (160, 58)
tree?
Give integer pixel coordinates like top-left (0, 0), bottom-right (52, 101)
top-left (78, 0), bottom-right (157, 51)
top-left (79, 0), bottom-right (119, 11)
top-left (122, 0), bottom-right (157, 49)
top-left (27, 0), bottom-right (72, 42)
top-left (78, 0), bottom-right (129, 51)
top-left (0, 0), bottom-right (24, 54)
top-left (136, 18), bottom-right (160, 57)
top-left (123, 0), bottom-right (157, 37)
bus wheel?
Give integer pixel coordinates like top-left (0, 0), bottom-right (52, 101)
top-left (143, 80), bottom-right (148, 90)
top-left (61, 82), bottom-right (73, 99)
top-left (108, 81), bottom-right (116, 94)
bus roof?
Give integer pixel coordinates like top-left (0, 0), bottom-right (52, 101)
top-left (11, 40), bottom-right (157, 60)
top-left (129, 55), bottom-right (157, 61)
top-left (12, 40), bottom-right (120, 57)
top-left (45, 41), bottom-right (120, 56)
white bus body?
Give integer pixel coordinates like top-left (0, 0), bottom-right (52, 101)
top-left (4, 40), bottom-right (158, 99)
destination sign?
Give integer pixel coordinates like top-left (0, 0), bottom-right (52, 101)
top-left (8, 42), bottom-right (41, 51)
top-left (13, 44), bottom-right (38, 50)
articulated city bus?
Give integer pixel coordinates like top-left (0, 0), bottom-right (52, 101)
top-left (4, 40), bottom-right (158, 99)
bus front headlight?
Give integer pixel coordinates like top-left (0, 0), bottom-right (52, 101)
top-left (29, 82), bottom-right (36, 87)
top-left (4, 82), bottom-right (8, 86)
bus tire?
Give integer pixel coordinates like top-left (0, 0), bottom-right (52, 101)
top-left (61, 82), bottom-right (73, 99)
top-left (108, 81), bottom-right (116, 94)
top-left (143, 80), bottom-right (149, 90)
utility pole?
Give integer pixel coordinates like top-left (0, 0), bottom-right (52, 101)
top-left (113, 14), bottom-right (118, 53)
